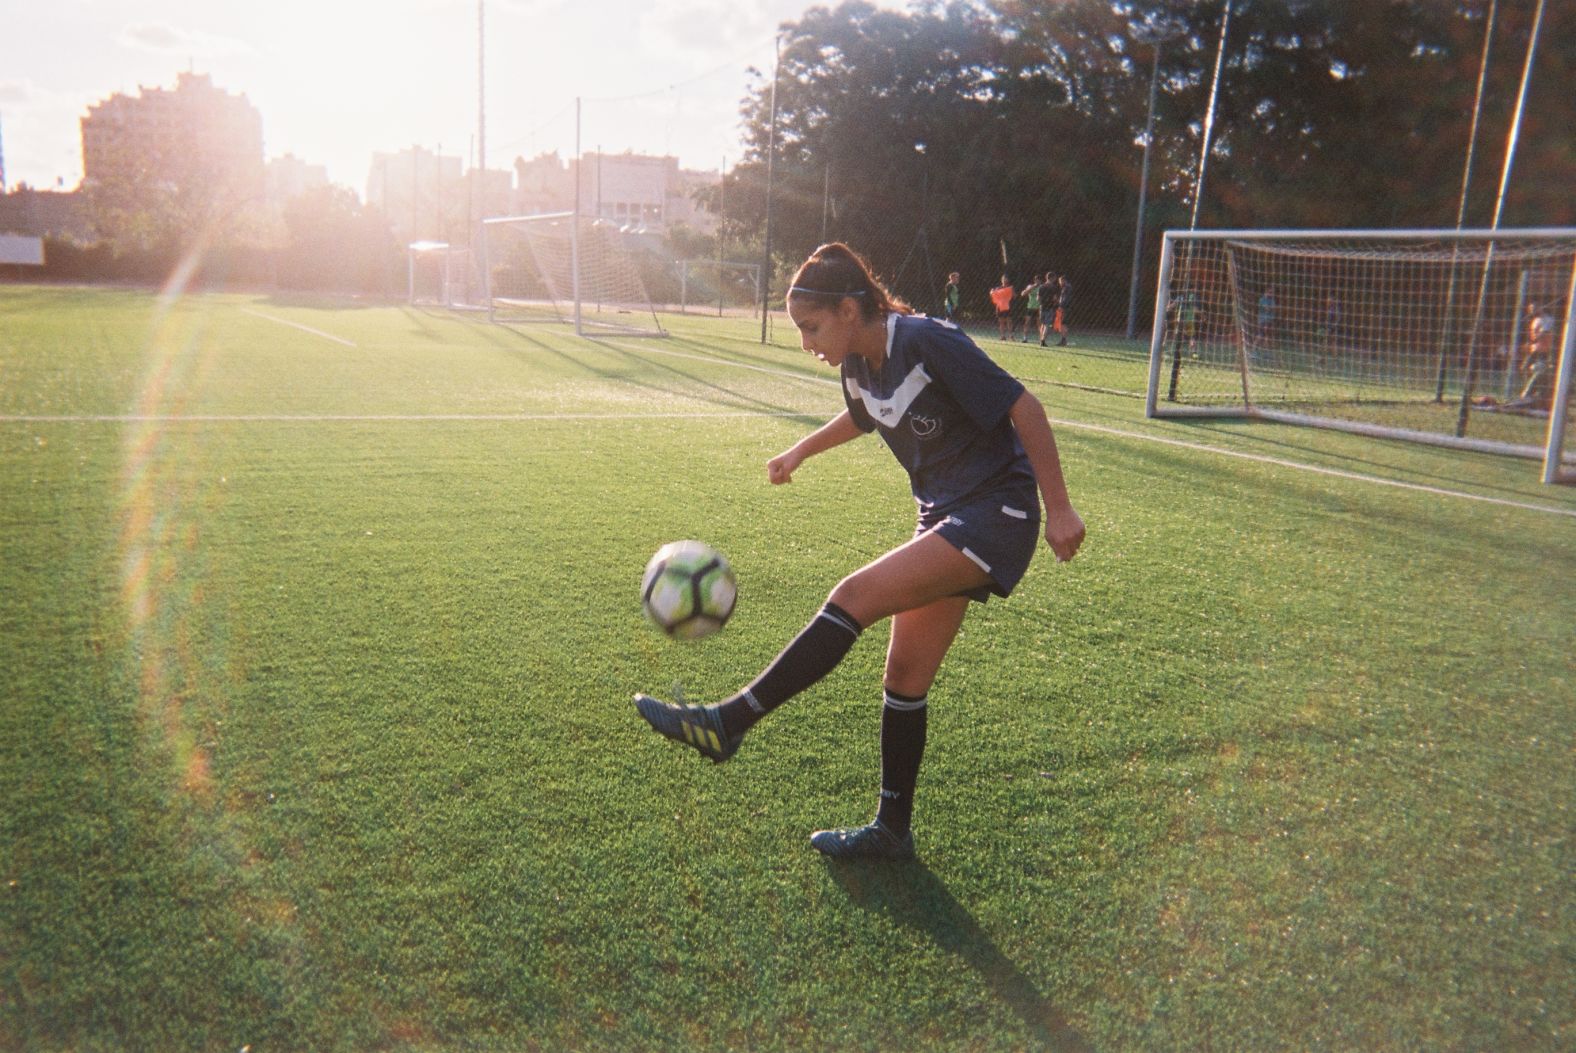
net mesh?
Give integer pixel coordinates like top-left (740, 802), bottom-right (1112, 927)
top-left (485, 213), bottom-right (666, 335)
top-left (1151, 232), bottom-right (1575, 461)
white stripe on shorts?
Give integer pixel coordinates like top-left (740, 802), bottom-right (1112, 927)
top-left (1001, 505), bottom-right (1028, 519)
top-left (960, 546), bottom-right (992, 573)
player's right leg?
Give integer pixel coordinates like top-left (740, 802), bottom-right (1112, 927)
top-left (633, 533), bottom-right (988, 762)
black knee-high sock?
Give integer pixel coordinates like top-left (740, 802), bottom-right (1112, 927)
top-left (875, 688), bottom-right (928, 836)
top-left (716, 601), bottom-right (862, 739)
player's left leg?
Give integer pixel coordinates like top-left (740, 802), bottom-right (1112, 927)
top-left (809, 595), bottom-right (969, 861)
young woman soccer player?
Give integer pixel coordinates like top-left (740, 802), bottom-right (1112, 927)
top-left (635, 242), bottom-right (1085, 861)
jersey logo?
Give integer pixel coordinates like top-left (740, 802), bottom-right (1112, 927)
top-left (846, 363), bottom-right (931, 429)
top-left (910, 413), bottom-right (940, 438)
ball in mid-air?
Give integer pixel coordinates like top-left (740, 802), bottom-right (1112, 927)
top-left (641, 540), bottom-right (737, 640)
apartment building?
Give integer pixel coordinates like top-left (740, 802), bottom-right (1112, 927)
top-left (80, 72), bottom-right (264, 200)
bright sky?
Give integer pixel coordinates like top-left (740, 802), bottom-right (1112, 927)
top-left (1, 0), bottom-right (902, 195)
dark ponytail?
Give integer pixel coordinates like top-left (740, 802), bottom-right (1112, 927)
top-left (787, 243), bottom-right (911, 320)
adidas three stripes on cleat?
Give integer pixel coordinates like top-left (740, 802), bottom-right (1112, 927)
top-left (633, 693), bottom-right (741, 763)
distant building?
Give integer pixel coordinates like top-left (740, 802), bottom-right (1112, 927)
top-left (578, 152), bottom-right (718, 233)
top-left (368, 146), bottom-right (464, 246)
top-left (0, 187), bottom-right (92, 241)
top-left (511, 152), bottom-right (573, 217)
top-left (267, 153), bottom-right (329, 206)
top-left (80, 72), bottom-right (264, 203)
top-left (470, 166), bottom-right (514, 223)
top-left (505, 150), bottom-right (718, 233)
top-left (364, 146), bottom-right (719, 247)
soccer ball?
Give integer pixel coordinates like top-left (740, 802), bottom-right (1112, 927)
top-left (641, 540), bottom-right (737, 640)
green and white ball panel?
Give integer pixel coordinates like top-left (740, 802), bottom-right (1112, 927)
top-left (641, 540), bottom-right (737, 640)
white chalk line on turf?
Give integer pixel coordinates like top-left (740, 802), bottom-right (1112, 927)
top-left (7, 337), bottom-right (1569, 520)
top-left (0, 411), bottom-right (812, 423)
top-left (1050, 418), bottom-right (1576, 520)
top-left (591, 338), bottom-right (831, 384)
top-left (240, 307), bottom-right (357, 347)
top-left (598, 338), bottom-right (1576, 520)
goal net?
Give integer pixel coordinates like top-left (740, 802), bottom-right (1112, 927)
top-left (482, 212), bottom-right (665, 336)
top-left (1146, 229), bottom-right (1576, 480)
top-left (677, 259), bottom-right (761, 316)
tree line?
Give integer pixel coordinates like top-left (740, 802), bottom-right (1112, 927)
top-left (708, 0), bottom-right (1572, 328)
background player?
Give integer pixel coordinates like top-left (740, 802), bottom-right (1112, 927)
top-left (942, 271), bottom-right (961, 322)
top-left (989, 275), bottom-right (1015, 340)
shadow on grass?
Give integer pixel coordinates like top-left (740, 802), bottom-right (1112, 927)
top-left (824, 861), bottom-right (1091, 1052)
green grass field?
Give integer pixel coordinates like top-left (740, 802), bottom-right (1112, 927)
top-left (3, 284), bottom-right (1572, 1051)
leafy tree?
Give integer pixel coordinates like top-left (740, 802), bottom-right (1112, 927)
top-left (722, 0), bottom-right (1572, 330)
top-left (83, 127), bottom-right (268, 259)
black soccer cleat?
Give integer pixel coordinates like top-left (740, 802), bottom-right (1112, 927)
top-left (633, 693), bottom-right (741, 763)
top-left (809, 819), bottom-right (916, 862)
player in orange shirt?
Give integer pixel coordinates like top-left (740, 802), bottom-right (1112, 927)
top-left (989, 276), bottom-right (1015, 341)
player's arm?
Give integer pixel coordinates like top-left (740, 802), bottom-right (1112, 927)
top-left (1007, 390), bottom-right (1085, 562)
top-left (768, 409), bottom-right (864, 485)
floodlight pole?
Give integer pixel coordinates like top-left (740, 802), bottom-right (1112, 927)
top-left (1456, 0), bottom-right (1546, 437)
top-left (821, 163), bottom-right (831, 244)
top-left (718, 155), bottom-right (726, 316)
top-left (1189, 0), bottom-right (1231, 232)
top-left (1126, 32), bottom-right (1173, 340)
top-left (1433, 0), bottom-right (1497, 402)
top-left (477, 0), bottom-right (486, 177)
top-left (573, 96), bottom-right (583, 336)
top-left (760, 35), bottom-right (780, 345)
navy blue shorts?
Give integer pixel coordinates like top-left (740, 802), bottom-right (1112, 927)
top-left (917, 490), bottom-right (1041, 602)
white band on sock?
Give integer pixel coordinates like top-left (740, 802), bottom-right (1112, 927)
top-left (741, 688), bottom-right (766, 715)
top-left (883, 690), bottom-right (928, 712)
top-left (820, 606), bottom-right (862, 637)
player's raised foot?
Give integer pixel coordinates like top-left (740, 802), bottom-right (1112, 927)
top-left (809, 819), bottom-right (916, 862)
top-left (633, 693), bottom-right (740, 763)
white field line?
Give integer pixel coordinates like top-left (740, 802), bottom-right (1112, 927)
top-left (6, 338), bottom-right (1572, 520)
top-left (1053, 418), bottom-right (1576, 519)
top-left (0, 411), bottom-right (811, 423)
top-left (240, 307), bottom-right (357, 347)
top-left (589, 339), bottom-right (832, 384)
top-left (597, 339), bottom-right (1576, 520)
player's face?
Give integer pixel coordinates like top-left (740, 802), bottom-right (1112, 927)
top-left (788, 297), bottom-right (859, 367)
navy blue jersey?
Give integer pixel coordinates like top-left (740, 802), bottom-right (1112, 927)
top-left (841, 313), bottom-right (1036, 514)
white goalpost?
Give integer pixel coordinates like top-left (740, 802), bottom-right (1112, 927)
top-left (480, 211), bottom-right (666, 337)
top-left (407, 241), bottom-right (479, 309)
top-left (1146, 228), bottom-right (1576, 482)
